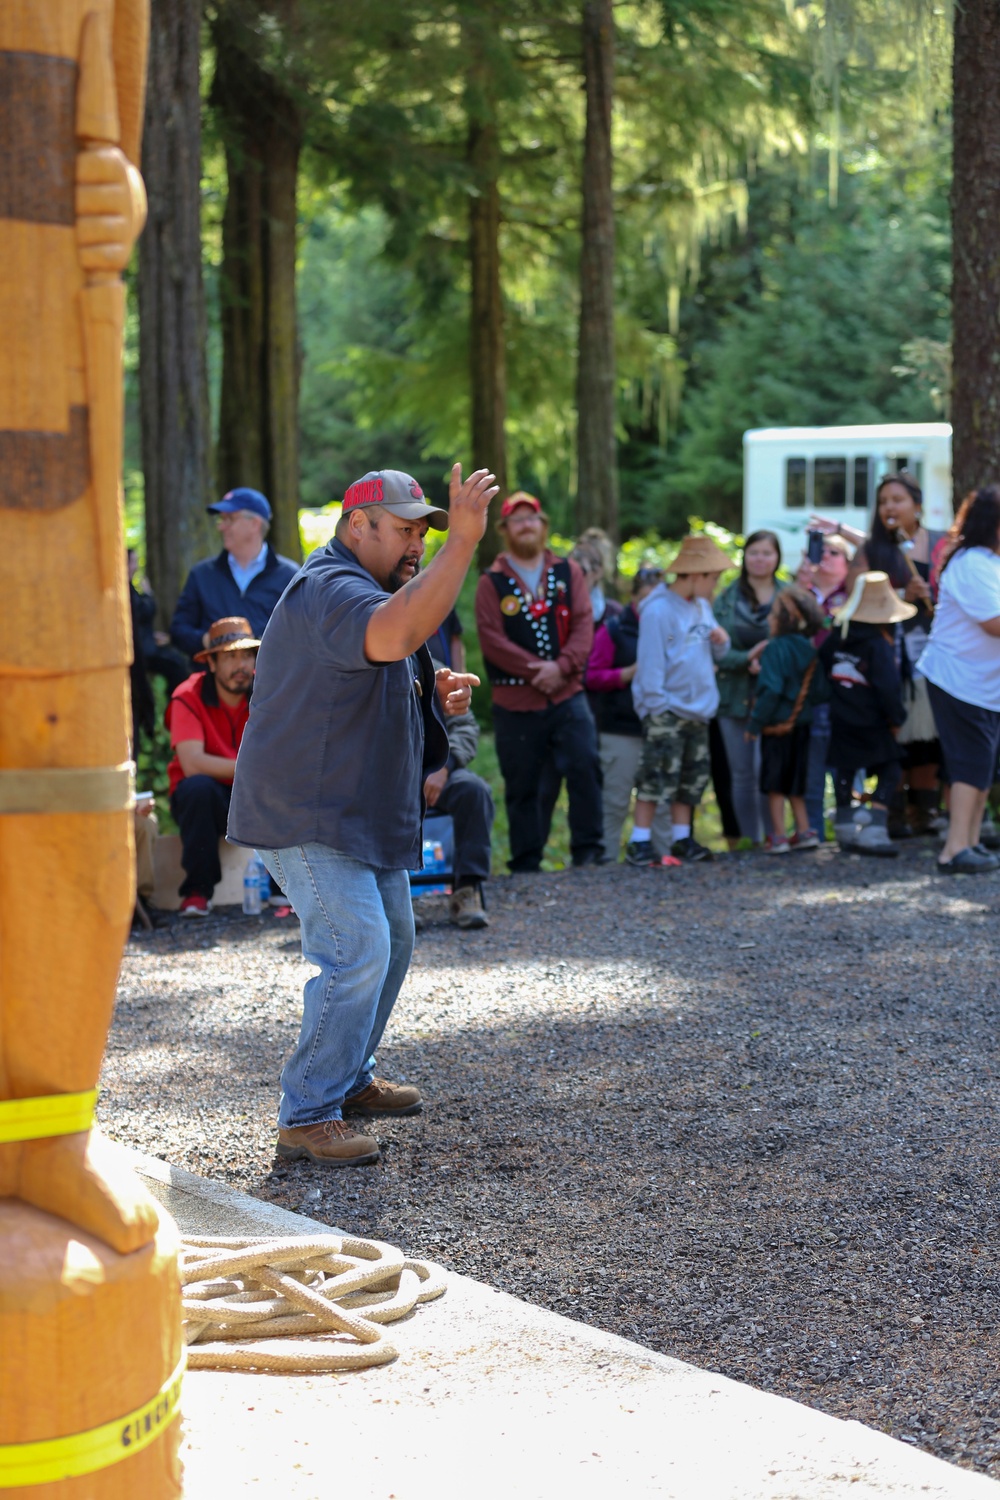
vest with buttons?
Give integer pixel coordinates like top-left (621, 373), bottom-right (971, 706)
top-left (483, 559), bottom-right (573, 685)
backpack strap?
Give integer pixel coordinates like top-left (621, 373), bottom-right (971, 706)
top-left (761, 658), bottom-right (818, 738)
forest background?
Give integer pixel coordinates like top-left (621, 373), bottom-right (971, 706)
top-left (130, 0), bottom-right (1000, 852)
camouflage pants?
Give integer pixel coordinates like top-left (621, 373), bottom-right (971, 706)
top-left (635, 710), bottom-right (711, 806)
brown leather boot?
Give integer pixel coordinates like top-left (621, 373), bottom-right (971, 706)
top-left (343, 1078), bottom-right (423, 1116)
top-left (276, 1119), bottom-right (379, 1166)
top-left (448, 884), bottom-right (489, 929)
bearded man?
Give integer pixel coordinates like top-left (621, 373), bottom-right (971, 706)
top-left (228, 467), bottom-right (496, 1166)
top-left (474, 491), bottom-right (604, 871)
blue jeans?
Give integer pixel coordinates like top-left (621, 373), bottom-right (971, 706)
top-left (259, 844), bottom-right (414, 1129)
top-left (805, 702), bottom-right (832, 839)
top-left (717, 715), bottom-right (768, 843)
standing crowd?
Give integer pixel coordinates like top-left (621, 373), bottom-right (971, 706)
top-left (127, 467), bottom-right (1000, 1168)
top-left (471, 477), bottom-right (1000, 877)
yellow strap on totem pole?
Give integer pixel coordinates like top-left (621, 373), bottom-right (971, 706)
top-left (0, 1353), bottom-right (185, 1488)
top-left (0, 1089), bottom-right (98, 1145)
top-left (0, 762), bottom-right (135, 816)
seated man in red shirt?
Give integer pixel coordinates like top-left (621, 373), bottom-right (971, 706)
top-left (166, 616), bottom-right (260, 916)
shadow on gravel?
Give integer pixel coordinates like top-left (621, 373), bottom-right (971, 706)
top-left (109, 849), bottom-right (1000, 1479)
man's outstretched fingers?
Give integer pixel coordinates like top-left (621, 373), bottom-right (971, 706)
top-left (450, 466), bottom-right (498, 509)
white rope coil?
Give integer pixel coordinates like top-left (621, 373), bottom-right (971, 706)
top-left (179, 1234), bottom-right (447, 1373)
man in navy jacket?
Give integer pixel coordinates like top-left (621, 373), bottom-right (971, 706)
top-left (170, 487), bottom-right (298, 661)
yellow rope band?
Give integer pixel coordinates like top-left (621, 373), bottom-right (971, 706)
top-left (0, 762), bottom-right (135, 816)
top-left (0, 1089), bottom-right (98, 1145)
top-left (0, 1353), bottom-right (184, 1488)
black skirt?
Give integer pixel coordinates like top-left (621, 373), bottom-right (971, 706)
top-left (759, 721), bottom-right (812, 797)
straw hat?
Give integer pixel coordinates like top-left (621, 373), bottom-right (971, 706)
top-left (193, 616), bottom-right (262, 662)
top-left (833, 571), bottom-right (917, 636)
top-left (668, 534), bottom-right (732, 575)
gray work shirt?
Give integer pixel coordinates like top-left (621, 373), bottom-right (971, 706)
top-left (227, 539), bottom-right (449, 869)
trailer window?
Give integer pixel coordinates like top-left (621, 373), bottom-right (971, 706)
top-left (853, 457), bottom-right (869, 508)
top-left (786, 458), bottom-right (807, 508)
top-left (814, 457), bottom-right (847, 509)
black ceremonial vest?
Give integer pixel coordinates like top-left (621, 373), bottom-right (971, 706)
top-left (483, 558), bottom-right (573, 685)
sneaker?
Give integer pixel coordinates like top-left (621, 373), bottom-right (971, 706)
top-left (854, 823), bottom-right (899, 858)
top-left (448, 885), bottom-right (489, 929)
top-left (624, 840), bottom-right (657, 867)
top-left (789, 830), bottom-right (820, 851)
top-left (937, 847), bottom-right (1000, 875)
top-left (179, 894), bottom-right (211, 918)
top-left (670, 836), bottom-right (713, 862)
top-left (276, 1119), bottom-right (379, 1167)
top-left (343, 1077), bottom-right (423, 1117)
top-left (763, 835), bottom-right (791, 855)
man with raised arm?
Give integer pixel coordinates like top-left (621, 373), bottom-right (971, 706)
top-left (228, 466), bottom-right (498, 1167)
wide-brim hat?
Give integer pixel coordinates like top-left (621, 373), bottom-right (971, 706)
top-left (342, 470), bottom-right (448, 529)
top-left (193, 616), bottom-right (262, 662)
top-left (833, 571), bottom-right (917, 634)
top-left (668, 534), bottom-right (732, 575)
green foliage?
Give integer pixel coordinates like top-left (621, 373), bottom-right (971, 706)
top-left (136, 678), bottom-right (176, 831)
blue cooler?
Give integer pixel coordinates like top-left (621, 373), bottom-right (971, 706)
top-left (409, 815), bottom-right (455, 896)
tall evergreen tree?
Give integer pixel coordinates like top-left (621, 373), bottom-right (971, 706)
top-left (575, 0), bottom-right (617, 537)
top-left (951, 0), bottom-right (1000, 498)
top-left (465, 10), bottom-right (510, 565)
top-left (210, 0), bottom-right (303, 560)
top-left (138, 0), bottom-right (213, 616)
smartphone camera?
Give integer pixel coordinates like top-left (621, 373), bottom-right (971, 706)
top-left (806, 529), bottom-right (825, 566)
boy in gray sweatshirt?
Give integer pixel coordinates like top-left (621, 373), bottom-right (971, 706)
top-left (626, 535), bottom-right (731, 864)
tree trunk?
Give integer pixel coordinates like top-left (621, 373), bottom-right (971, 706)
top-left (212, 8), bottom-right (303, 561)
top-left (138, 0), bottom-right (212, 624)
top-left (575, 0), bottom-right (617, 539)
top-left (466, 29), bottom-right (508, 569)
top-left (951, 0), bottom-right (1000, 501)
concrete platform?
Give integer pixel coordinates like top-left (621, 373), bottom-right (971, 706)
top-left (127, 1149), bottom-right (1000, 1500)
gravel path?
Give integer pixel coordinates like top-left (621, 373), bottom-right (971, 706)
top-left (104, 843), bottom-right (1000, 1479)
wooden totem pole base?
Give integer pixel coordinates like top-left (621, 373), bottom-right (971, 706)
top-left (0, 1201), bottom-right (183, 1496)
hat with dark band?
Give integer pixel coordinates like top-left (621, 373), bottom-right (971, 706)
top-left (342, 470), bottom-right (448, 529)
top-left (193, 617), bottom-right (262, 663)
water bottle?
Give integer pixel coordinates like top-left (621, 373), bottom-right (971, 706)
top-left (255, 853), bottom-right (271, 905)
top-left (242, 856), bottom-right (262, 915)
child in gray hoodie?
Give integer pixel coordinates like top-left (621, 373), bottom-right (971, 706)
top-left (626, 535), bottom-right (731, 865)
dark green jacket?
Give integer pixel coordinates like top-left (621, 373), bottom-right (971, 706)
top-left (714, 578), bottom-right (788, 720)
top-left (748, 633), bottom-right (829, 737)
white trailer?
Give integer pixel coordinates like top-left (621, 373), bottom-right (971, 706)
top-left (742, 424), bottom-right (953, 549)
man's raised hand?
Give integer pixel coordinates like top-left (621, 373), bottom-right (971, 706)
top-left (447, 464), bottom-right (499, 547)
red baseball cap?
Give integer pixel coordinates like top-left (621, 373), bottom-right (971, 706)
top-left (499, 491), bottom-right (542, 521)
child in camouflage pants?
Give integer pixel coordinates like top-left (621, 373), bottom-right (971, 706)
top-left (626, 535), bottom-right (731, 865)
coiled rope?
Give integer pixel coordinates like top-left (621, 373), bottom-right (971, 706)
top-left (179, 1233), bottom-right (446, 1373)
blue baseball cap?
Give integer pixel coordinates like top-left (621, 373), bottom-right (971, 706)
top-left (207, 487), bottom-right (272, 521)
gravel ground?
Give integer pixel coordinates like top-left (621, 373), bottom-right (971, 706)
top-left (104, 842), bottom-right (1000, 1478)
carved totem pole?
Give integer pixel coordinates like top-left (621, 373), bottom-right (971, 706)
top-left (0, 3), bottom-right (183, 1494)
